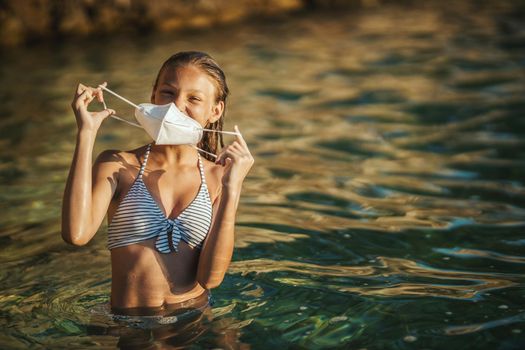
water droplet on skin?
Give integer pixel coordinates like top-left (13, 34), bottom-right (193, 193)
top-left (403, 335), bottom-right (417, 342)
top-left (498, 305), bottom-right (508, 309)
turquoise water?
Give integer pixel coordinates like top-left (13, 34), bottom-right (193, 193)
top-left (1, 2), bottom-right (525, 348)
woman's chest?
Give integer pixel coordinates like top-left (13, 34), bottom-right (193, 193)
top-left (111, 164), bottom-right (219, 219)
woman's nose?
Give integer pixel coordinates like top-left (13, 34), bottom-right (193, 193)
top-left (173, 95), bottom-right (186, 112)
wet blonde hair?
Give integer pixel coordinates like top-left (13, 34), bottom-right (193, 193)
top-left (152, 51), bottom-right (229, 161)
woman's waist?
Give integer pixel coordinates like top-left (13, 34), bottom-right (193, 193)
top-left (110, 240), bottom-right (205, 311)
top-left (111, 288), bottom-right (211, 317)
top-left (111, 267), bottom-right (206, 304)
top-left (111, 282), bottom-right (209, 315)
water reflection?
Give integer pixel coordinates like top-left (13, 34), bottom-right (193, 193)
top-left (445, 312), bottom-right (525, 336)
top-left (230, 257), bottom-right (518, 300)
top-left (85, 305), bottom-right (251, 349)
top-left (1, 0), bottom-right (525, 348)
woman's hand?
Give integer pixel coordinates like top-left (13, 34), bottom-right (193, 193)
top-left (215, 125), bottom-right (254, 190)
top-left (71, 82), bottom-right (114, 132)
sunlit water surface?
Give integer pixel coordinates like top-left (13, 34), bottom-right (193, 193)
top-left (1, 2), bottom-right (525, 349)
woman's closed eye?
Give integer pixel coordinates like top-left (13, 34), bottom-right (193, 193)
top-left (189, 96), bottom-right (202, 102)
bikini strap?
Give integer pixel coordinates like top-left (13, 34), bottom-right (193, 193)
top-left (138, 143), bottom-right (152, 178)
top-left (196, 152), bottom-right (208, 188)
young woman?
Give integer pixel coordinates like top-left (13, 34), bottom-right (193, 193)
top-left (62, 51), bottom-right (254, 316)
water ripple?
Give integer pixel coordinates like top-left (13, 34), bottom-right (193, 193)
top-left (1, 1), bottom-right (525, 348)
top-left (230, 257), bottom-right (518, 300)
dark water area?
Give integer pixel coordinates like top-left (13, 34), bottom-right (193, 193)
top-left (1, 1), bottom-right (525, 349)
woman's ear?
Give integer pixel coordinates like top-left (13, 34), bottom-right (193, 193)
top-left (208, 100), bottom-right (224, 124)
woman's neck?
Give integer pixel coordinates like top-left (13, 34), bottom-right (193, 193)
top-left (149, 143), bottom-right (197, 167)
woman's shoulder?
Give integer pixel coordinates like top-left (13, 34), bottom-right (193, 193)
top-left (201, 156), bottom-right (224, 199)
top-left (94, 144), bottom-right (149, 171)
top-left (201, 156), bottom-right (224, 177)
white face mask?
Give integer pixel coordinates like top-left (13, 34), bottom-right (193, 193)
top-left (136, 102), bottom-right (204, 146)
top-left (99, 85), bottom-right (240, 159)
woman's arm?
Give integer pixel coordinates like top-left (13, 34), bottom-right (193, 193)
top-left (61, 83), bottom-right (117, 246)
top-left (197, 126), bottom-right (254, 289)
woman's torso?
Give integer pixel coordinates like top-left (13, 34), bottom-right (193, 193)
top-left (106, 144), bottom-right (221, 311)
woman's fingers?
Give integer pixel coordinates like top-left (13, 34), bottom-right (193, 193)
top-left (75, 89), bottom-right (91, 109)
top-left (83, 89), bottom-right (95, 105)
top-left (234, 125), bottom-right (248, 148)
top-left (76, 83), bottom-right (86, 95)
top-left (96, 82), bottom-right (107, 103)
top-left (230, 143), bottom-right (247, 157)
top-left (215, 146), bottom-right (241, 166)
top-left (75, 82), bottom-right (105, 104)
top-left (215, 127), bottom-right (254, 186)
top-left (215, 148), bottom-right (230, 166)
top-left (233, 126), bottom-right (253, 160)
top-left (215, 127), bottom-right (253, 166)
top-left (73, 82), bottom-right (112, 112)
top-left (230, 140), bottom-right (253, 162)
top-left (96, 108), bottom-right (116, 119)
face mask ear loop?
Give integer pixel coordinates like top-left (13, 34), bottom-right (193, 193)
top-left (201, 128), bottom-right (241, 136)
top-left (193, 145), bottom-right (218, 159)
top-left (109, 114), bottom-right (143, 128)
top-left (98, 85), bottom-right (142, 109)
top-left (101, 92), bottom-right (142, 128)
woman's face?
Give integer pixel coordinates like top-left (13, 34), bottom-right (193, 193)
top-left (151, 65), bottom-right (223, 127)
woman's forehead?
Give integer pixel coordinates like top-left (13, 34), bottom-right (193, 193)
top-left (159, 66), bottom-right (216, 94)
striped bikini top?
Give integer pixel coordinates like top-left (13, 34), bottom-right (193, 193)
top-left (107, 144), bottom-right (213, 253)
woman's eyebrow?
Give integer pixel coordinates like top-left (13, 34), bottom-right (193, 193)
top-left (161, 84), bottom-right (204, 94)
top-left (160, 83), bottom-right (178, 89)
top-left (186, 89), bottom-right (205, 95)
